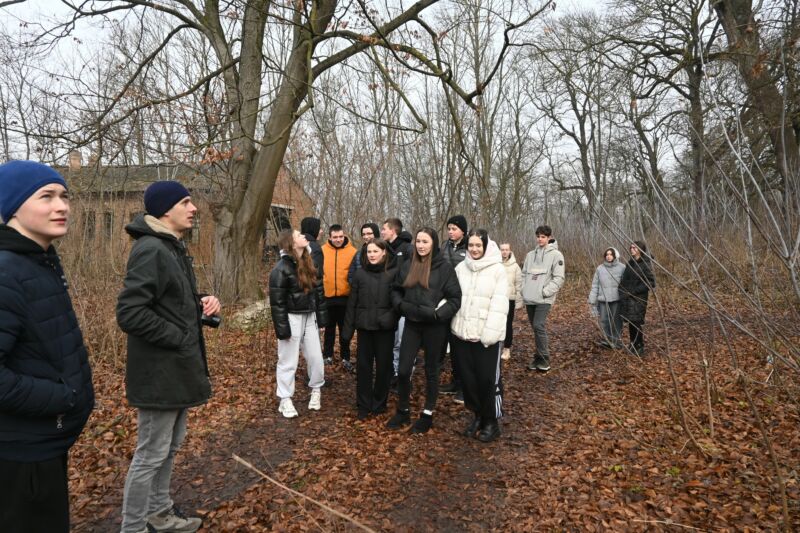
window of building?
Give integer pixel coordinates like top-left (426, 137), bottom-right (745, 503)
top-left (103, 211), bottom-right (114, 239)
top-left (83, 211), bottom-right (96, 241)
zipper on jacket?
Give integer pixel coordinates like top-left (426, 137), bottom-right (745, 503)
top-left (56, 414), bottom-right (64, 429)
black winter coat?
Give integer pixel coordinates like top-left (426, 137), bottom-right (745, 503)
top-left (389, 231), bottom-right (413, 264)
top-left (440, 238), bottom-right (467, 267)
top-left (269, 253), bottom-right (329, 339)
top-left (391, 253), bottom-right (461, 324)
top-left (342, 259), bottom-right (399, 341)
top-left (619, 257), bottom-right (655, 323)
top-left (0, 225), bottom-right (94, 462)
top-left (116, 216), bottom-right (211, 409)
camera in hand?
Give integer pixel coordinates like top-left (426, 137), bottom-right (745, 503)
top-left (201, 314), bottom-right (221, 328)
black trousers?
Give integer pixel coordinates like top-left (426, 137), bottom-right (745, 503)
top-left (398, 321), bottom-right (449, 412)
top-left (323, 304), bottom-right (351, 361)
top-left (0, 453), bottom-right (70, 533)
top-left (452, 337), bottom-right (503, 421)
top-left (503, 300), bottom-right (516, 348)
top-left (628, 320), bottom-right (645, 348)
top-left (356, 329), bottom-right (395, 413)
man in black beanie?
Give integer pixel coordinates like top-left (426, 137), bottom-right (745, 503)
top-left (301, 216), bottom-right (324, 275)
top-left (116, 181), bottom-right (221, 533)
top-left (440, 214), bottom-right (468, 401)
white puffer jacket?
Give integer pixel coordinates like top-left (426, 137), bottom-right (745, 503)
top-left (502, 252), bottom-right (523, 309)
top-left (451, 241), bottom-right (509, 346)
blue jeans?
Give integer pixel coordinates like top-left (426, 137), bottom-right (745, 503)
top-left (121, 408), bottom-right (188, 532)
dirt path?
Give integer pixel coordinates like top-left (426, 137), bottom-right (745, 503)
top-left (73, 293), bottom-right (800, 531)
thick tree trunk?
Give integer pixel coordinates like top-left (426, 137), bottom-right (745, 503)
top-left (212, 1), bottom-right (338, 303)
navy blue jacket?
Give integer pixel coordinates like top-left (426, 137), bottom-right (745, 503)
top-left (0, 225), bottom-right (94, 462)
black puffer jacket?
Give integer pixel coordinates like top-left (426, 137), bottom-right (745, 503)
top-left (391, 231), bottom-right (461, 324)
top-left (0, 225), bottom-right (94, 462)
top-left (116, 215), bottom-right (211, 409)
top-left (342, 255), bottom-right (399, 341)
top-left (619, 256), bottom-right (655, 323)
top-left (440, 238), bottom-right (467, 267)
top-left (269, 252), bottom-right (329, 339)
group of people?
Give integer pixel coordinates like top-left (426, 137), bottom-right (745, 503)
top-left (0, 162), bottom-right (220, 532)
top-left (0, 160), bottom-right (655, 533)
top-left (267, 214), bottom-right (569, 445)
top-left (588, 243), bottom-right (656, 356)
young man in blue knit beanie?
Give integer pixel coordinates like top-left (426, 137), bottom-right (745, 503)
top-left (116, 181), bottom-right (220, 533)
top-left (0, 160), bottom-right (95, 533)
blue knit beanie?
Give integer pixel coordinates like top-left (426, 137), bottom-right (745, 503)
top-left (144, 181), bottom-right (191, 218)
top-left (0, 160), bottom-right (68, 223)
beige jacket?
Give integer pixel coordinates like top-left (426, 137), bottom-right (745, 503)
top-left (502, 253), bottom-right (523, 309)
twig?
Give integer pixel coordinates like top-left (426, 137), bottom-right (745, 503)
top-left (631, 519), bottom-right (705, 531)
top-left (232, 454), bottom-right (378, 533)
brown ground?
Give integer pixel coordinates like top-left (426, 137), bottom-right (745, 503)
top-left (70, 288), bottom-right (799, 532)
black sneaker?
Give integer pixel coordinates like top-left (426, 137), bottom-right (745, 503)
top-left (357, 409), bottom-right (370, 421)
top-left (535, 360), bottom-right (551, 372)
top-left (453, 390), bottom-right (464, 404)
top-left (527, 355), bottom-right (542, 371)
top-left (409, 413), bottom-right (433, 434)
top-left (323, 357), bottom-right (333, 366)
top-left (439, 382), bottom-right (459, 394)
top-left (477, 419), bottom-right (501, 442)
top-left (342, 360), bottom-right (355, 373)
top-left (386, 409), bottom-right (411, 429)
top-left (463, 414), bottom-right (481, 437)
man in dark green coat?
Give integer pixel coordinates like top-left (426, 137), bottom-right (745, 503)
top-left (116, 181), bottom-right (221, 533)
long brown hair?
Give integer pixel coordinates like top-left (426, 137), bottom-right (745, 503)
top-left (278, 229), bottom-right (317, 293)
top-left (403, 227), bottom-right (437, 289)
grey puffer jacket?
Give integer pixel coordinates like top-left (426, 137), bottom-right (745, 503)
top-left (588, 251), bottom-right (625, 304)
top-left (116, 215), bottom-right (211, 409)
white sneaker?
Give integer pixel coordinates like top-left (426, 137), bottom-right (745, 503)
top-left (279, 398), bottom-right (298, 418)
top-left (147, 505), bottom-right (201, 532)
top-left (501, 348), bottom-right (511, 361)
top-left (308, 389), bottom-right (321, 410)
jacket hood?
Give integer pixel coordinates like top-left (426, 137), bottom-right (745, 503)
top-left (397, 230), bottom-right (413, 244)
top-left (125, 214), bottom-right (181, 241)
top-left (364, 250), bottom-right (397, 273)
top-left (323, 236), bottom-right (351, 250)
top-left (464, 239), bottom-right (502, 272)
top-left (300, 217), bottom-right (321, 240)
top-left (0, 224), bottom-right (56, 255)
top-left (502, 252), bottom-right (517, 265)
top-left (604, 247), bottom-right (621, 266)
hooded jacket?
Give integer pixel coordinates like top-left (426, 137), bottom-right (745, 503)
top-left (619, 253), bottom-right (655, 323)
top-left (391, 230), bottom-right (461, 324)
top-left (117, 215), bottom-right (211, 409)
top-left (269, 251), bottom-right (329, 339)
top-left (521, 243), bottom-right (566, 305)
top-left (300, 217), bottom-right (324, 276)
top-left (322, 236), bottom-right (357, 305)
top-left (342, 253), bottom-right (399, 340)
top-left (451, 241), bottom-right (509, 347)
top-left (588, 249), bottom-right (626, 304)
top-left (502, 252), bottom-right (523, 309)
top-left (0, 225), bottom-right (94, 462)
top-left (389, 230), bottom-right (413, 264)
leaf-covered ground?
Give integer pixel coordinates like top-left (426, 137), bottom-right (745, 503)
top-left (70, 287), bottom-right (799, 531)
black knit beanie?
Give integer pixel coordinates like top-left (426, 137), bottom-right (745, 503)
top-left (446, 214), bottom-right (468, 235)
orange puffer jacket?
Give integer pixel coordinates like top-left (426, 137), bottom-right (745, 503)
top-left (322, 237), bottom-right (357, 301)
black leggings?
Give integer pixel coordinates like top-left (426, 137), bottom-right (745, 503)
top-left (355, 329), bottom-right (395, 413)
top-left (628, 320), bottom-right (644, 348)
top-left (397, 321), bottom-right (449, 412)
top-left (0, 454), bottom-right (70, 533)
top-left (503, 300), bottom-right (516, 348)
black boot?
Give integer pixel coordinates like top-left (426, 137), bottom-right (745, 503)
top-left (409, 412), bottom-right (433, 434)
top-left (386, 409), bottom-right (410, 429)
top-left (477, 418), bottom-right (501, 442)
top-left (463, 414), bottom-right (481, 438)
